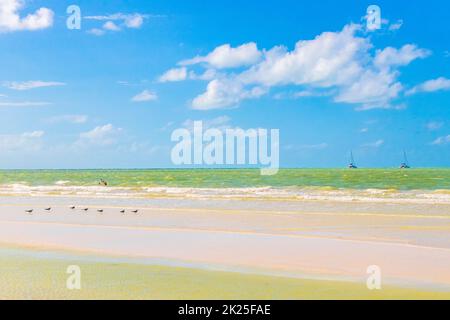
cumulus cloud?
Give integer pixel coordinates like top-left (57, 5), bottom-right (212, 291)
top-left (3, 80), bottom-right (66, 90)
top-left (103, 21), bottom-right (121, 31)
top-left (0, 0), bottom-right (53, 32)
top-left (158, 67), bottom-right (188, 82)
top-left (335, 70), bottom-right (403, 110)
top-left (191, 78), bottom-right (266, 110)
top-left (239, 25), bottom-right (367, 88)
top-left (77, 124), bottom-right (122, 146)
top-left (407, 77), bottom-right (450, 95)
top-left (374, 45), bottom-right (430, 69)
top-left (0, 130), bottom-right (44, 152)
top-left (180, 43), bottom-right (262, 69)
top-left (431, 135), bottom-right (450, 145)
top-left (131, 90), bottom-right (158, 102)
top-left (87, 28), bottom-right (105, 36)
top-left (161, 24), bottom-right (430, 110)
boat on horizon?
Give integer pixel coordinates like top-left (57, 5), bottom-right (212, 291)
top-left (400, 151), bottom-right (410, 169)
top-left (348, 151), bottom-right (358, 169)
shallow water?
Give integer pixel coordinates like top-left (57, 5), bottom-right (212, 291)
top-left (0, 168), bottom-right (449, 190)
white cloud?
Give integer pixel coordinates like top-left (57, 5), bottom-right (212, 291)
top-left (0, 0), bottom-right (53, 32)
top-left (159, 67), bottom-right (188, 82)
top-left (432, 135), bottom-right (450, 145)
top-left (374, 45), bottom-right (430, 69)
top-left (78, 124), bottom-right (122, 146)
top-left (103, 21), bottom-right (121, 31)
top-left (274, 90), bottom-right (331, 100)
top-left (180, 43), bottom-right (262, 69)
top-left (186, 24), bottom-right (428, 110)
top-left (22, 130), bottom-right (44, 138)
top-left (164, 24), bottom-right (431, 110)
top-left (159, 67), bottom-right (217, 82)
top-left (188, 69), bottom-right (217, 81)
top-left (87, 28), bottom-right (105, 36)
top-left (335, 69), bottom-right (403, 109)
top-left (131, 90), bottom-right (158, 102)
top-left (426, 121), bottom-right (444, 131)
top-left (407, 77), bottom-right (450, 95)
top-left (47, 115), bottom-right (88, 124)
top-left (239, 25), bottom-right (367, 87)
top-left (362, 139), bottom-right (384, 148)
top-left (389, 20), bottom-right (403, 31)
top-left (0, 130), bottom-right (44, 152)
top-left (192, 78), bottom-right (266, 110)
top-left (123, 14), bottom-right (144, 28)
top-left (3, 80), bottom-right (66, 90)
top-left (85, 13), bottom-right (147, 35)
top-left (0, 101), bottom-right (50, 107)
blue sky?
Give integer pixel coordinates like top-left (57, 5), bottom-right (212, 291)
top-left (0, 0), bottom-right (449, 169)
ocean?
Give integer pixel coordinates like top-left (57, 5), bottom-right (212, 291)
top-left (0, 168), bottom-right (449, 190)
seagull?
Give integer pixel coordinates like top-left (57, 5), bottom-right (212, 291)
top-left (97, 209), bottom-right (104, 213)
top-left (70, 206), bottom-right (76, 210)
top-left (131, 209), bottom-right (139, 214)
top-left (25, 209), bottom-right (33, 214)
top-left (45, 207), bottom-right (51, 212)
top-left (82, 208), bottom-right (89, 212)
top-left (120, 209), bottom-right (125, 214)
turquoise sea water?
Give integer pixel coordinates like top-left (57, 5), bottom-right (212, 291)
top-left (0, 169), bottom-right (449, 190)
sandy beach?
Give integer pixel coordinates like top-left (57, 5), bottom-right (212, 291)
top-left (1, 191), bottom-right (449, 299)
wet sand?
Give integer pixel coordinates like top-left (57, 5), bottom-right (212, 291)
top-left (0, 195), bottom-right (449, 299)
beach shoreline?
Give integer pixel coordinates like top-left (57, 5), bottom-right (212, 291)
top-left (2, 243), bottom-right (450, 300)
top-left (0, 191), bottom-right (449, 299)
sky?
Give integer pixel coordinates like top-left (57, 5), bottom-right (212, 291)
top-left (0, 0), bottom-right (449, 169)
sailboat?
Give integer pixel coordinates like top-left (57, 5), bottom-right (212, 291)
top-left (348, 151), bottom-right (358, 169)
top-left (400, 150), bottom-right (410, 169)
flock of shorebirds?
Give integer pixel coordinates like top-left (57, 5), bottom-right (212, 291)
top-left (25, 206), bottom-right (139, 215)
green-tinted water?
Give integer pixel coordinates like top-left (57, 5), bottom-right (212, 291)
top-left (0, 169), bottom-right (449, 190)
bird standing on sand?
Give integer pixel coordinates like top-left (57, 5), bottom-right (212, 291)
top-left (132, 209), bottom-right (139, 214)
top-left (120, 209), bottom-right (125, 214)
top-left (45, 207), bottom-right (51, 212)
top-left (97, 209), bottom-right (104, 213)
top-left (25, 209), bottom-right (33, 214)
top-left (82, 208), bottom-right (89, 212)
top-left (70, 206), bottom-right (75, 210)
